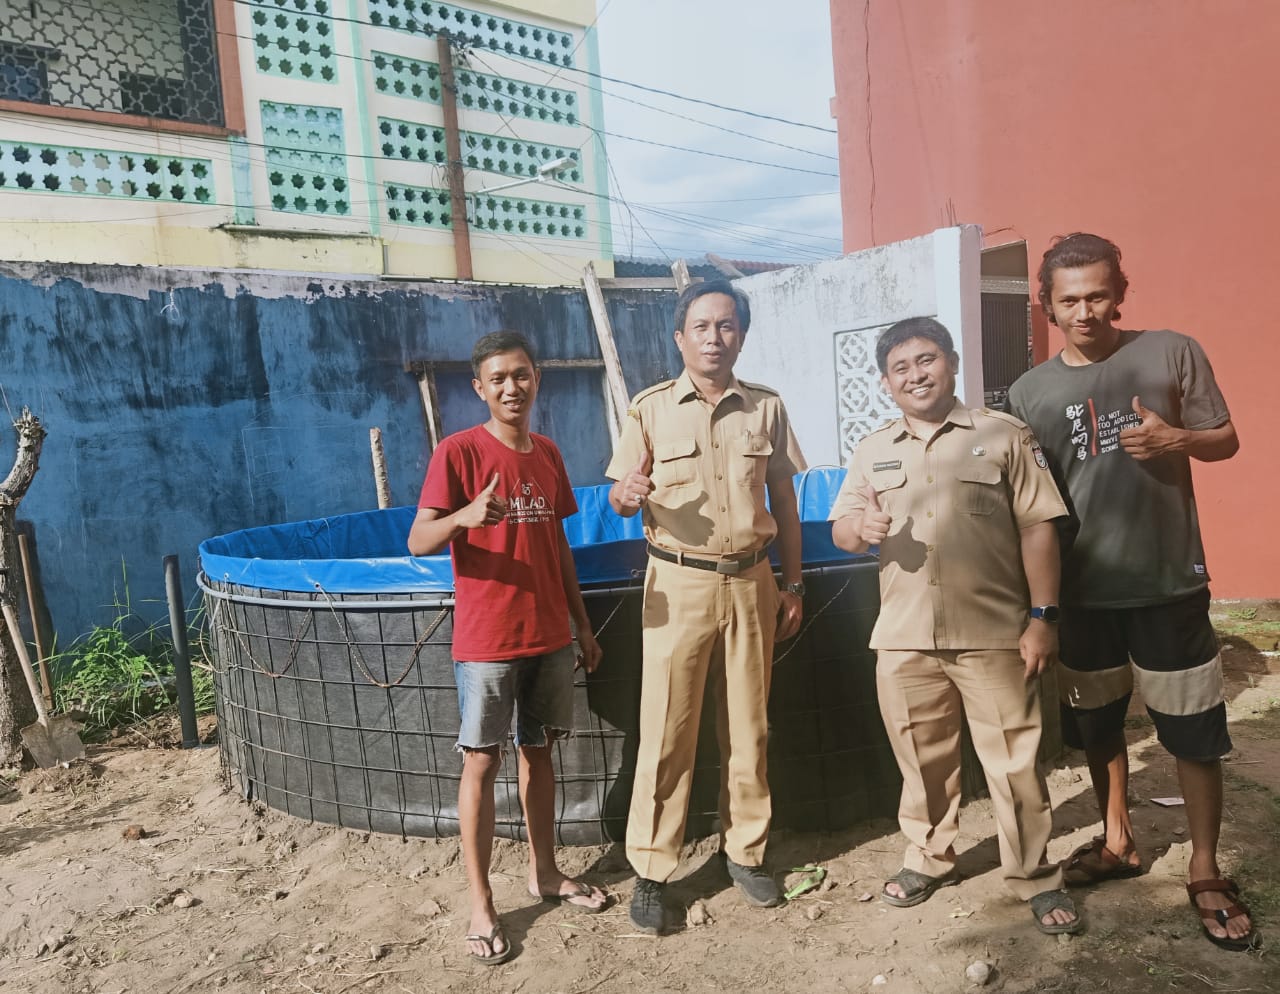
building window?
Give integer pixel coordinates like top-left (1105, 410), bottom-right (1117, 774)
top-left (0, 0), bottom-right (226, 128)
top-left (0, 44), bottom-right (52, 104)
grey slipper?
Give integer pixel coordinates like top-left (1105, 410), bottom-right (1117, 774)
top-left (881, 867), bottom-right (958, 908)
top-left (1030, 889), bottom-right (1084, 935)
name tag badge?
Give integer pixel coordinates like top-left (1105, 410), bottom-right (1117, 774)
top-left (872, 460), bottom-right (902, 472)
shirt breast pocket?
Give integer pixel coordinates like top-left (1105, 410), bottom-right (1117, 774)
top-left (733, 433), bottom-right (773, 487)
top-left (870, 468), bottom-right (908, 510)
top-left (954, 464), bottom-right (1003, 515)
top-left (653, 436), bottom-right (699, 490)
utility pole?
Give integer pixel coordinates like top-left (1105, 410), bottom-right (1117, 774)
top-left (437, 31), bottom-right (473, 281)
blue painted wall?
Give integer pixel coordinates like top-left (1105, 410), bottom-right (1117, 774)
top-left (0, 263), bottom-right (684, 641)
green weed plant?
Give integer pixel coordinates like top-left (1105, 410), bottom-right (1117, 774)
top-left (49, 564), bottom-right (215, 739)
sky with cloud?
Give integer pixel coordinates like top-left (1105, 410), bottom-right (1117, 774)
top-left (591, 0), bottom-right (843, 266)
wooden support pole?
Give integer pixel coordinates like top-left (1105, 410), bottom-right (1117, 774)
top-left (415, 371), bottom-right (444, 452)
top-left (437, 32), bottom-right (473, 281)
top-left (17, 532), bottom-right (51, 709)
top-left (671, 259), bottom-right (693, 292)
top-left (582, 262), bottom-right (631, 432)
top-left (369, 427), bottom-right (391, 509)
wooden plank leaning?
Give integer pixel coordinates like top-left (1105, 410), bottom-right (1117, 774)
top-left (582, 261), bottom-right (631, 435)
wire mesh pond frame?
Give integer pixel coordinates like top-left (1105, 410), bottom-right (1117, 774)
top-left (198, 554), bottom-right (916, 846)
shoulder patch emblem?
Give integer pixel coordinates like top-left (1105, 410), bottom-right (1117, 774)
top-left (1032, 444), bottom-right (1048, 469)
top-left (872, 460), bottom-right (902, 472)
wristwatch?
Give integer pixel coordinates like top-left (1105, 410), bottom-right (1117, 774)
top-left (1030, 605), bottom-right (1061, 623)
top-left (781, 581), bottom-right (806, 597)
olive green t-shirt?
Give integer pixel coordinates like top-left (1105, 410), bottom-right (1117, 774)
top-left (1007, 330), bottom-right (1230, 609)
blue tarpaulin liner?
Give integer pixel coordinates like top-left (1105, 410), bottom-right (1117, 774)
top-left (199, 468), bottom-right (854, 593)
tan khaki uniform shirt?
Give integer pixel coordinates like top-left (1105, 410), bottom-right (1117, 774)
top-left (829, 401), bottom-right (1066, 650)
top-left (606, 370), bottom-right (807, 555)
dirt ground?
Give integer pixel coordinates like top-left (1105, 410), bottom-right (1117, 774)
top-left (3, 604), bottom-right (1279, 994)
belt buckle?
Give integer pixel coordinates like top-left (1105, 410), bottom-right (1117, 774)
top-left (716, 556), bottom-right (743, 576)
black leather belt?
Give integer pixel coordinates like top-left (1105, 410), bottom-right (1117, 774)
top-left (646, 543), bottom-right (769, 575)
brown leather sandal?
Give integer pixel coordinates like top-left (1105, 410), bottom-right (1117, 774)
top-left (1062, 837), bottom-right (1142, 885)
top-left (1186, 878), bottom-right (1258, 952)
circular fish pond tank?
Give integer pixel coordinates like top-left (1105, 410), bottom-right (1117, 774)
top-left (199, 470), bottom-right (920, 844)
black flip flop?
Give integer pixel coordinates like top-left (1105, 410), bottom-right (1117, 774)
top-left (466, 923), bottom-right (514, 965)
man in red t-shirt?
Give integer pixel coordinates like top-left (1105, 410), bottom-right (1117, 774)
top-left (408, 330), bottom-right (606, 965)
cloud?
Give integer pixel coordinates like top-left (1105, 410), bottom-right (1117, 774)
top-left (594, 0), bottom-right (842, 262)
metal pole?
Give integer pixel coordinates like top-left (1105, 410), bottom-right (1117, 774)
top-left (164, 554), bottom-right (201, 748)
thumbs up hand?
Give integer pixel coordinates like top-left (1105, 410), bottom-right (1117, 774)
top-left (457, 472), bottom-right (508, 528)
top-left (858, 484), bottom-right (893, 545)
top-left (612, 449), bottom-right (655, 517)
top-left (1119, 395), bottom-right (1181, 461)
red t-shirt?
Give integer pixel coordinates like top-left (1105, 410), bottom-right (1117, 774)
top-left (418, 424), bottom-right (577, 661)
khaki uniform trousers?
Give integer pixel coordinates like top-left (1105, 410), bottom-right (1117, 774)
top-left (626, 556), bottom-right (779, 882)
top-left (876, 649), bottom-right (1064, 900)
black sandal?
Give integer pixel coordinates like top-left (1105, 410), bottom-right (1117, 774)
top-left (880, 867), bottom-right (958, 908)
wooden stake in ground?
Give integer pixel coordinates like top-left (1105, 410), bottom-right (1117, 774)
top-left (369, 427), bottom-right (391, 509)
top-left (0, 408), bottom-right (46, 765)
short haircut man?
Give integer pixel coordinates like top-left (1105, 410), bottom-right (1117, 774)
top-left (1008, 233), bottom-right (1253, 951)
top-left (605, 280), bottom-right (807, 934)
top-left (830, 316), bottom-right (1082, 935)
top-left (407, 329), bottom-right (608, 964)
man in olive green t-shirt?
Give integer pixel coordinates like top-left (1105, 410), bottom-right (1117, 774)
top-left (1008, 232), bottom-right (1252, 951)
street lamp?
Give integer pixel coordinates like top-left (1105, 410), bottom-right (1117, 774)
top-left (471, 156), bottom-right (577, 198)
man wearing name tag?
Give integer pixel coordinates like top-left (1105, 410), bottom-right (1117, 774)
top-left (831, 316), bottom-right (1081, 935)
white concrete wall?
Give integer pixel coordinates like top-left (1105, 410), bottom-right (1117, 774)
top-left (734, 224), bottom-right (983, 467)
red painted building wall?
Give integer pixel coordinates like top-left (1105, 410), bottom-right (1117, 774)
top-left (829, 0), bottom-right (1279, 597)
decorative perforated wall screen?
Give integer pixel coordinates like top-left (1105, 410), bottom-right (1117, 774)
top-left (377, 117), bottom-right (581, 182)
top-left (0, 0), bottom-right (225, 126)
top-left (247, 0), bottom-right (337, 81)
top-left (384, 182), bottom-right (586, 239)
top-left (835, 325), bottom-right (899, 462)
top-left (370, 52), bottom-right (579, 125)
top-left (366, 1), bottom-right (577, 67)
top-left (0, 139), bottom-right (215, 202)
top-left (261, 101), bottom-right (350, 214)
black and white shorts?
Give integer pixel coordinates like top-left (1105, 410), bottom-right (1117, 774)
top-left (1057, 588), bottom-right (1231, 762)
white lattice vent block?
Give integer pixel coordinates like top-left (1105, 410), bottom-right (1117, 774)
top-left (835, 325), bottom-right (900, 464)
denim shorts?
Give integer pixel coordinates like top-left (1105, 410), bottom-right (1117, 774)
top-left (454, 643), bottom-right (577, 751)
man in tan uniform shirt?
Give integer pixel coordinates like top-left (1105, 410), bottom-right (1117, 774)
top-left (831, 317), bottom-right (1082, 935)
top-left (607, 280), bottom-right (806, 935)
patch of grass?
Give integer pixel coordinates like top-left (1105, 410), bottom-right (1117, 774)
top-left (50, 565), bottom-right (216, 741)
top-left (1227, 607), bottom-right (1259, 621)
top-left (1229, 792), bottom-right (1280, 923)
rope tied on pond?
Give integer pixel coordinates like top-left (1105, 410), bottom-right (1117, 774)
top-left (773, 573), bottom-right (855, 666)
top-left (313, 583), bottom-right (450, 689)
top-left (588, 568), bottom-right (645, 641)
top-left (207, 593), bottom-right (315, 680)
top-left (205, 582), bottom-right (449, 689)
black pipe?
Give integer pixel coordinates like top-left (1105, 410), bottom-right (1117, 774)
top-left (164, 554), bottom-right (201, 749)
